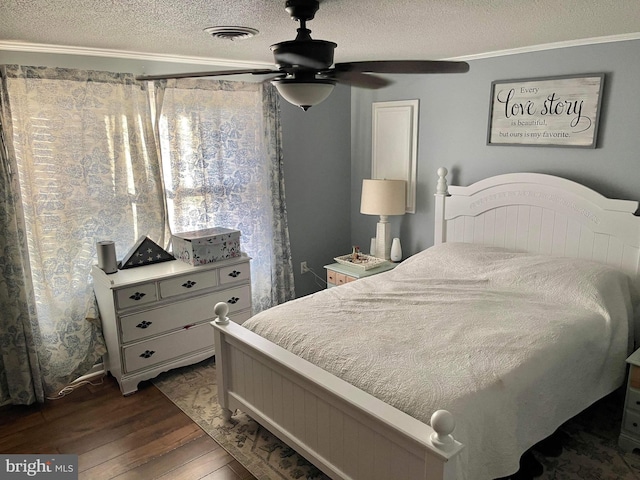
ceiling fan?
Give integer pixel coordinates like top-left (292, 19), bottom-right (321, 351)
top-left (136, 0), bottom-right (470, 110)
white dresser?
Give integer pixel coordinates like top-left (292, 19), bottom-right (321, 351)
top-left (91, 254), bottom-right (251, 395)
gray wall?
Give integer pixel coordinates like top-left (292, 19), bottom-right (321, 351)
top-left (0, 50), bottom-right (352, 298)
top-left (350, 39), bottom-right (640, 258)
top-left (280, 85), bottom-right (351, 297)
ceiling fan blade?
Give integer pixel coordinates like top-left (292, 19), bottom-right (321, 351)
top-left (135, 68), bottom-right (280, 81)
top-left (334, 60), bottom-right (470, 74)
top-left (323, 70), bottom-right (392, 89)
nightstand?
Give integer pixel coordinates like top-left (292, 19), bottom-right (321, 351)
top-left (324, 261), bottom-right (397, 287)
top-left (619, 348), bottom-right (640, 452)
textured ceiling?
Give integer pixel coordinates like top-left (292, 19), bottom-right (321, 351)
top-left (2, 1), bottom-right (640, 68)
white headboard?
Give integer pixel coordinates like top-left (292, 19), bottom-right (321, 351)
top-left (434, 167), bottom-right (640, 277)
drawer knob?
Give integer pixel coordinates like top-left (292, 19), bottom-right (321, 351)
top-left (634, 422), bottom-right (639, 428)
top-left (136, 321), bottom-right (153, 329)
top-left (129, 292), bottom-right (147, 301)
top-left (182, 280), bottom-right (197, 288)
top-left (228, 296), bottom-right (240, 304)
top-left (139, 350), bottom-right (155, 359)
top-left (228, 270), bottom-right (242, 278)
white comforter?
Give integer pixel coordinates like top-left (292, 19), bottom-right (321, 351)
top-left (243, 243), bottom-right (638, 479)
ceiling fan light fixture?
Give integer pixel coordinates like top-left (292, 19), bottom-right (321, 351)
top-left (203, 26), bottom-right (259, 41)
top-left (271, 78), bottom-right (335, 111)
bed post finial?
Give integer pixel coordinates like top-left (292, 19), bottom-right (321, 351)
top-left (214, 302), bottom-right (230, 325)
top-left (436, 167), bottom-right (449, 195)
top-left (430, 409), bottom-right (456, 451)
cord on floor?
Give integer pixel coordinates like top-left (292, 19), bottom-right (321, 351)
top-left (46, 375), bottom-right (106, 400)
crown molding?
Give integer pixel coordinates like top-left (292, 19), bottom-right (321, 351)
top-left (2, 32), bottom-right (639, 66)
top-left (449, 32), bottom-right (640, 61)
top-left (0, 41), bottom-right (272, 69)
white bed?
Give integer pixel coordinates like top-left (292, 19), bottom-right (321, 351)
top-left (211, 168), bottom-right (640, 480)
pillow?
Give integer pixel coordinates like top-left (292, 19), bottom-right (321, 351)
top-left (395, 242), bottom-right (638, 319)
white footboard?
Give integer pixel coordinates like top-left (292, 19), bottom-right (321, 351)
top-left (211, 303), bottom-right (463, 480)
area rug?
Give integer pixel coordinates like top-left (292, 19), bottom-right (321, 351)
top-left (153, 357), bottom-right (640, 480)
top-left (534, 387), bottom-right (640, 480)
top-left (152, 357), bottom-right (329, 480)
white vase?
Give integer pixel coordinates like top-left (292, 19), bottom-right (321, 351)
top-left (390, 238), bottom-right (402, 262)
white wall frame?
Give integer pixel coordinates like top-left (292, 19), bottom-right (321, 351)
top-left (372, 100), bottom-right (419, 213)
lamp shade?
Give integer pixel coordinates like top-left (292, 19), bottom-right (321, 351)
top-left (271, 78), bottom-right (335, 111)
top-left (360, 179), bottom-right (406, 216)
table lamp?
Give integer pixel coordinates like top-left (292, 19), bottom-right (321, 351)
top-left (360, 179), bottom-right (406, 259)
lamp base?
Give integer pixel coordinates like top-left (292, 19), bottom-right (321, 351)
top-left (374, 216), bottom-right (391, 260)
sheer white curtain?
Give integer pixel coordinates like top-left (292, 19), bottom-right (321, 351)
top-left (154, 79), bottom-right (295, 312)
top-left (0, 65), bottom-right (168, 403)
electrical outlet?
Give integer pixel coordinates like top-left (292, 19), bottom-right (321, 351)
top-left (301, 261), bottom-right (310, 274)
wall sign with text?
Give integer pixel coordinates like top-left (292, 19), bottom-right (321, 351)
top-left (487, 73), bottom-right (605, 148)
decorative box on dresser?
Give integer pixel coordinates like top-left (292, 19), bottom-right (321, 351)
top-left (91, 254), bottom-right (251, 395)
top-left (619, 348), bottom-right (640, 452)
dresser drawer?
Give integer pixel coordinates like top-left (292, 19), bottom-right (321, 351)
top-left (624, 409), bottom-right (640, 434)
top-left (219, 262), bottom-right (251, 285)
top-left (159, 269), bottom-right (218, 298)
top-left (335, 272), bottom-right (348, 286)
top-left (123, 323), bottom-right (213, 373)
top-left (120, 293), bottom-right (219, 343)
top-left (213, 285), bottom-right (251, 312)
top-left (627, 388), bottom-right (640, 412)
top-left (116, 283), bottom-right (158, 310)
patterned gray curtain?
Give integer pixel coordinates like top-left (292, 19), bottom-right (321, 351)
top-left (0, 66), bottom-right (294, 405)
top-left (154, 79), bottom-right (295, 312)
top-left (0, 76), bottom-right (44, 404)
top-left (0, 65), bottom-right (168, 403)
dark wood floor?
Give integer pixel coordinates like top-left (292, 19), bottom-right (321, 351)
top-left (0, 375), bottom-right (258, 480)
